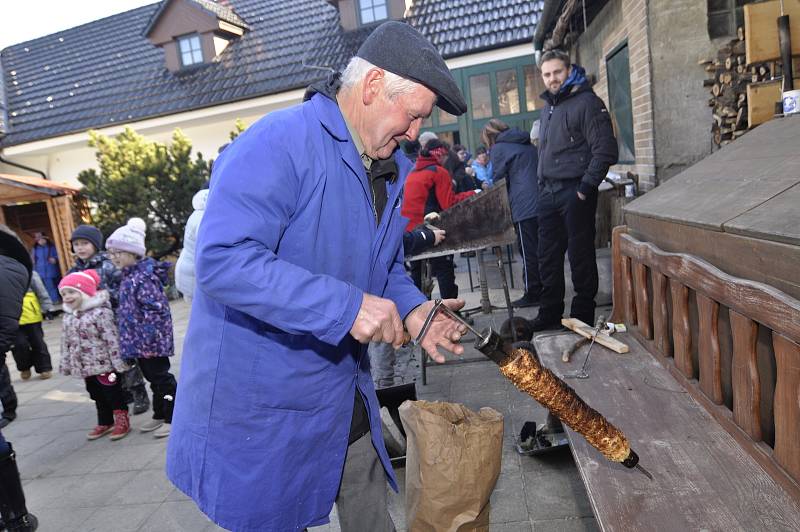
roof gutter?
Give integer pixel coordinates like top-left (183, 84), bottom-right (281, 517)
top-left (0, 154), bottom-right (48, 180)
top-left (533, 0), bottom-right (563, 62)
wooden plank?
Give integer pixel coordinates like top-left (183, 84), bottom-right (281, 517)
top-left (622, 255), bottom-right (637, 328)
top-left (560, 318), bottom-right (629, 354)
top-left (534, 333), bottom-right (800, 531)
top-left (632, 261), bottom-right (652, 339)
top-left (697, 294), bottom-right (723, 404)
top-left (745, 0), bottom-right (800, 64)
top-left (620, 233), bottom-right (800, 345)
top-left (730, 310), bottom-right (763, 441)
top-left (609, 225), bottom-right (628, 323)
top-left (725, 182), bottom-right (800, 246)
top-left (747, 79), bottom-right (800, 127)
top-left (51, 195), bottom-right (76, 277)
top-left (652, 271), bottom-right (671, 358)
top-left (626, 214), bottom-right (800, 303)
top-left (773, 333), bottom-right (800, 485)
top-left (670, 280), bottom-right (693, 379)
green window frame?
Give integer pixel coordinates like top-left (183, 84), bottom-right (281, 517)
top-left (419, 56), bottom-right (543, 152)
top-left (606, 42), bottom-right (635, 164)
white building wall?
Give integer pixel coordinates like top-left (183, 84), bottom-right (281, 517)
top-left (1, 44), bottom-right (534, 188)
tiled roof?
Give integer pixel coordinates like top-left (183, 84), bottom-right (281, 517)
top-left (407, 0), bottom-right (542, 57)
top-left (0, 0), bottom-right (542, 148)
top-left (143, 0), bottom-right (250, 36)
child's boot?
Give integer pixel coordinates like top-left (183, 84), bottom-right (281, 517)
top-left (110, 410), bottom-right (130, 441)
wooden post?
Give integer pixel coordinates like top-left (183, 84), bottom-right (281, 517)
top-left (622, 256), bottom-right (637, 328)
top-left (633, 261), bottom-right (652, 339)
top-left (697, 294), bottom-right (723, 404)
top-left (773, 333), bottom-right (800, 484)
top-left (670, 280), bottom-right (692, 379)
top-left (652, 271), bottom-right (671, 357)
top-left (730, 310), bottom-right (762, 441)
top-left (609, 225), bottom-right (628, 323)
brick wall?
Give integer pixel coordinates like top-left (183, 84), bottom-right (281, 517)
top-left (575, 0), bottom-right (657, 190)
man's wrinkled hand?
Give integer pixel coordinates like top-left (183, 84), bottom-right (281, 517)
top-left (349, 293), bottom-right (405, 348)
top-left (405, 299), bottom-right (468, 363)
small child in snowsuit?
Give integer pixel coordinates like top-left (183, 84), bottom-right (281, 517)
top-left (59, 270), bottom-right (131, 441)
top-left (106, 218), bottom-right (177, 439)
top-left (12, 271), bottom-right (55, 380)
top-left (69, 224), bottom-right (151, 415)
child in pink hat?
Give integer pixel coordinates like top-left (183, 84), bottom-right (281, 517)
top-left (59, 270), bottom-right (131, 441)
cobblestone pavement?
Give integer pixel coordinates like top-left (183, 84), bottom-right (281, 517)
top-left (5, 252), bottom-right (606, 531)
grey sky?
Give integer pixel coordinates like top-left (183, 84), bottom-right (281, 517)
top-left (1, 0), bottom-right (157, 51)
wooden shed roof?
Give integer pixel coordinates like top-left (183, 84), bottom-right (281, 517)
top-left (0, 173), bottom-right (81, 204)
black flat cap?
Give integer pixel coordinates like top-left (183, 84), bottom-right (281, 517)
top-left (356, 21), bottom-right (467, 116)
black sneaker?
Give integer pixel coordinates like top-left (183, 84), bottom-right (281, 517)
top-left (530, 315), bottom-right (563, 332)
top-left (512, 293), bottom-right (540, 308)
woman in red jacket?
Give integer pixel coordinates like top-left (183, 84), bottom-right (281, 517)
top-left (401, 138), bottom-right (476, 299)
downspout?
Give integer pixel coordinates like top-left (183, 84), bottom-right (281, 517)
top-left (0, 154), bottom-right (48, 180)
top-left (533, 0), bottom-right (564, 64)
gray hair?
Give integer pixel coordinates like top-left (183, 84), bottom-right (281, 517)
top-left (340, 57), bottom-right (421, 100)
top-left (538, 49), bottom-right (570, 69)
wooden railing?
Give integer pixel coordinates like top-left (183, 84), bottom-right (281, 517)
top-left (610, 226), bottom-right (800, 499)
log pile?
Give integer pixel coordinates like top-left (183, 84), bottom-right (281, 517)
top-left (701, 28), bottom-right (780, 147)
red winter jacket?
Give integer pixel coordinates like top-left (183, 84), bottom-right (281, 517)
top-left (401, 155), bottom-right (476, 232)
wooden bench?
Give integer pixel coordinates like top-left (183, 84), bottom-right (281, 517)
top-left (534, 225), bottom-right (800, 531)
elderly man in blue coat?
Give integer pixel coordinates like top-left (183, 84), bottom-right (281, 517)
top-left (166, 22), bottom-right (469, 532)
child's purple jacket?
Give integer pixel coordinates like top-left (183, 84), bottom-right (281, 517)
top-left (117, 257), bottom-right (174, 359)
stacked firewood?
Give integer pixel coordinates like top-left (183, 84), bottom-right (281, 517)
top-left (701, 27), bottom-right (776, 147)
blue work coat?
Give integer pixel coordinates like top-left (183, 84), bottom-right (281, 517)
top-left (165, 93), bottom-right (426, 532)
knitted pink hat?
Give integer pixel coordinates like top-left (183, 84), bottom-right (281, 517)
top-left (58, 270), bottom-right (100, 297)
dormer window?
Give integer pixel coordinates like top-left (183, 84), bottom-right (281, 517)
top-left (359, 0), bottom-right (388, 24)
top-left (145, 0), bottom-right (248, 73)
top-left (178, 34), bottom-right (204, 67)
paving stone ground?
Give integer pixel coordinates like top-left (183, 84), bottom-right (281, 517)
top-left (5, 251), bottom-right (609, 531)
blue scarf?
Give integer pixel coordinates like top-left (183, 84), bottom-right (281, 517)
top-left (559, 64), bottom-right (587, 94)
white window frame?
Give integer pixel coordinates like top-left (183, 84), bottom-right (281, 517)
top-left (358, 0), bottom-right (388, 25)
top-left (178, 34), bottom-right (204, 67)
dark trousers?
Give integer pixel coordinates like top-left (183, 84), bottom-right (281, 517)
top-left (85, 375), bottom-right (127, 426)
top-left (410, 255), bottom-right (458, 299)
top-left (537, 178), bottom-right (599, 324)
top-left (516, 217), bottom-right (542, 297)
top-left (11, 323), bottom-right (52, 373)
top-left (0, 357), bottom-right (16, 418)
top-left (137, 357), bottom-right (177, 423)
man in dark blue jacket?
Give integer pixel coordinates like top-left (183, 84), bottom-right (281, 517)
top-left (482, 118), bottom-right (541, 307)
top-left (532, 50), bottom-right (618, 330)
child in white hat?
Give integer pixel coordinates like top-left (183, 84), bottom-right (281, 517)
top-left (59, 270), bottom-right (130, 441)
top-left (106, 218), bottom-right (177, 439)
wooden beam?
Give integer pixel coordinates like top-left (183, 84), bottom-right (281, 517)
top-left (560, 318), bottom-right (629, 354)
top-left (619, 233), bottom-right (800, 345)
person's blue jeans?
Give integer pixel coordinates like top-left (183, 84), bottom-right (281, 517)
top-left (42, 276), bottom-right (61, 303)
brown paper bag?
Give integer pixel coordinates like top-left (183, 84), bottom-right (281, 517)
top-left (399, 400), bottom-right (504, 532)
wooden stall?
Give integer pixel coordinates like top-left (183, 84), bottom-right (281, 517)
top-left (0, 173), bottom-right (87, 276)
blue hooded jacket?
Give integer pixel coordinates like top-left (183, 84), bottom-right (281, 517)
top-left (166, 92), bottom-right (425, 532)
